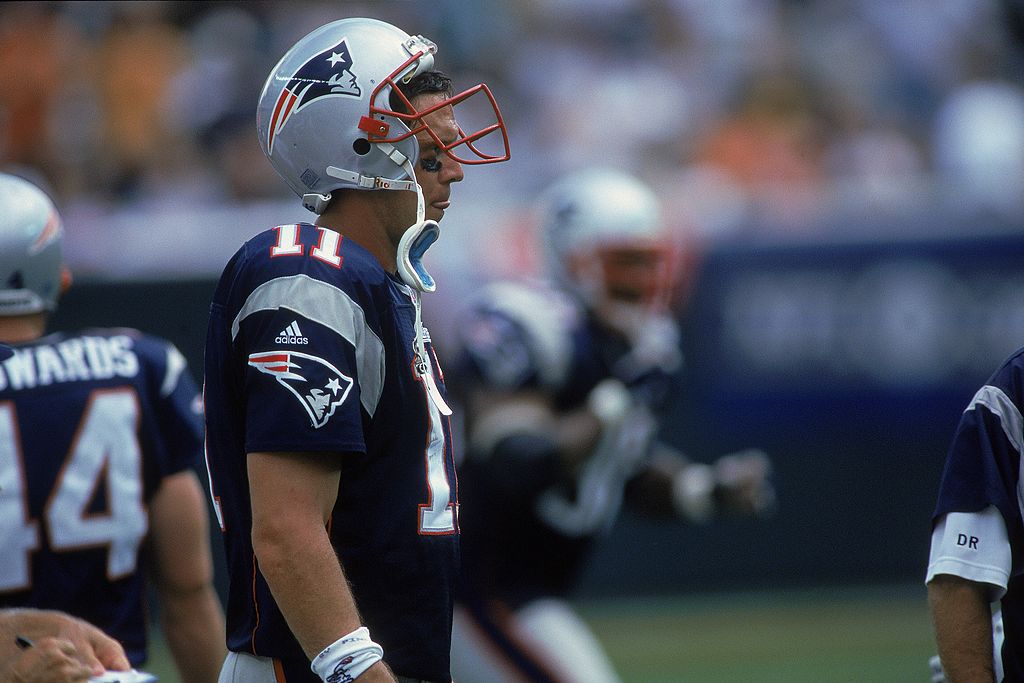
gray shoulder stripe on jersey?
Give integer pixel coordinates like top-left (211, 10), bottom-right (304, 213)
top-left (478, 281), bottom-right (574, 388)
top-left (969, 385), bottom-right (1024, 457)
top-left (161, 345), bottom-right (187, 398)
top-left (231, 274), bottom-right (385, 415)
top-left (971, 385), bottom-right (1024, 524)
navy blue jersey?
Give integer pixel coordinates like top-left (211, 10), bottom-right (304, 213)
top-left (453, 280), bottom-right (679, 605)
top-left (203, 223), bottom-right (458, 681)
top-left (0, 329), bottom-right (203, 664)
top-left (933, 345), bottom-right (1024, 680)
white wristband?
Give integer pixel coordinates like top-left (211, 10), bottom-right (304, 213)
top-left (587, 378), bottom-right (631, 426)
top-left (310, 627), bottom-right (384, 682)
top-left (672, 464), bottom-right (715, 523)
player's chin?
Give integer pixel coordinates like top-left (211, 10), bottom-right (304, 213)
top-left (426, 206), bottom-right (446, 223)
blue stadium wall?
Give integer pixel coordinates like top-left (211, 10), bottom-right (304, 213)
top-left (48, 230), bottom-right (1024, 598)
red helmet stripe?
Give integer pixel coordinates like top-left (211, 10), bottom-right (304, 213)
top-left (29, 210), bottom-right (61, 254)
top-left (268, 89), bottom-right (297, 154)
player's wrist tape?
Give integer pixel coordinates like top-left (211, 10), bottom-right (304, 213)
top-left (587, 378), bottom-right (631, 426)
top-left (310, 627), bottom-right (384, 682)
top-left (672, 464), bottom-right (715, 523)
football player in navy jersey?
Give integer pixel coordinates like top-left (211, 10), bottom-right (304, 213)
top-left (202, 17), bottom-right (509, 683)
top-left (926, 347), bottom-right (1024, 682)
top-left (448, 168), bottom-right (776, 682)
top-left (0, 171), bottom-right (226, 682)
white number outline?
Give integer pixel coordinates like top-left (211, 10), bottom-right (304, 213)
top-left (271, 224), bottom-right (343, 268)
top-left (0, 388), bottom-right (148, 592)
top-left (0, 402), bottom-right (41, 591)
top-left (415, 345), bottom-right (456, 535)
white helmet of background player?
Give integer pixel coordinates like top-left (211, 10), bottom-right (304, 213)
top-left (257, 17), bottom-right (510, 215)
top-left (0, 173), bottom-right (65, 316)
top-left (540, 168), bottom-right (680, 319)
top-left (541, 168), bottom-right (682, 377)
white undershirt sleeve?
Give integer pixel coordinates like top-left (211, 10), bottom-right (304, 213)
top-left (926, 506), bottom-right (1012, 601)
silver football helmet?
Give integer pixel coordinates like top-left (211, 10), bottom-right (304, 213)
top-left (0, 173), bottom-right (64, 315)
top-left (540, 168), bottom-right (679, 312)
top-left (257, 17), bottom-right (509, 214)
top-left (540, 168), bottom-right (683, 374)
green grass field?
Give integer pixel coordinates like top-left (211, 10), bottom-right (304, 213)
top-left (578, 583), bottom-right (936, 682)
top-left (143, 583), bottom-right (935, 682)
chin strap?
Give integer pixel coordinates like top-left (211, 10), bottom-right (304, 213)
top-left (392, 154), bottom-right (440, 294)
top-left (325, 158), bottom-right (420, 193)
top-left (389, 155), bottom-right (451, 416)
top-left (307, 147), bottom-right (425, 214)
top-left (397, 220), bottom-right (439, 292)
top-left (389, 153), bottom-right (441, 292)
top-left (407, 283), bottom-right (452, 416)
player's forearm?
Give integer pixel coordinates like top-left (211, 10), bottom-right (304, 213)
top-left (160, 585), bottom-right (225, 683)
top-left (928, 575), bottom-right (996, 682)
top-left (248, 452), bottom-right (365, 662)
top-left (147, 470), bottom-right (225, 681)
top-left (253, 520), bottom-right (363, 660)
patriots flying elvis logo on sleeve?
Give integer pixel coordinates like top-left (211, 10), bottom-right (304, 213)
top-left (248, 350), bottom-right (354, 428)
top-left (267, 38), bottom-right (361, 154)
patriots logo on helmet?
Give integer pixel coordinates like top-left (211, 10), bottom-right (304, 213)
top-left (548, 197), bottom-right (580, 249)
top-left (248, 350), bottom-right (354, 428)
top-left (267, 38), bottom-right (362, 154)
top-left (29, 209), bottom-right (62, 255)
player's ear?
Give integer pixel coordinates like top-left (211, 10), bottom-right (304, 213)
top-left (60, 265), bottom-right (73, 296)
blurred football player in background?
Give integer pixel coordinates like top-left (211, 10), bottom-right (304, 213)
top-left (202, 17), bottom-right (509, 683)
top-left (0, 172), bottom-right (225, 682)
top-left (0, 607), bottom-right (130, 682)
top-left (449, 168), bottom-right (776, 682)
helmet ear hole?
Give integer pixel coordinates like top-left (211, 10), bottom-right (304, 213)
top-left (353, 138), bottom-right (372, 156)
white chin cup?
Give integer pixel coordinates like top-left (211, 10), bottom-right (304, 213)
top-left (397, 220), bottom-right (440, 292)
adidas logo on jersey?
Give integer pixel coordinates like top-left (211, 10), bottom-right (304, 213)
top-left (275, 321), bottom-right (309, 345)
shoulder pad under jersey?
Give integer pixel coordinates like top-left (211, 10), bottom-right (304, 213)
top-left (460, 279), bottom-right (580, 391)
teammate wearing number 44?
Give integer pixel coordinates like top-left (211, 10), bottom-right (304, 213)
top-left (202, 16), bottom-right (509, 683)
top-left (0, 172), bottom-right (226, 682)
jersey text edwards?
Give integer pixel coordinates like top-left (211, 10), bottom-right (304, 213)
top-left (0, 335), bottom-right (139, 390)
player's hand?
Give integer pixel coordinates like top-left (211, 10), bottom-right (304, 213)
top-left (51, 615), bottom-right (130, 675)
top-left (712, 449), bottom-right (777, 518)
top-left (2, 636), bottom-right (95, 683)
top-left (602, 309), bottom-right (682, 384)
top-left (350, 660), bottom-right (396, 682)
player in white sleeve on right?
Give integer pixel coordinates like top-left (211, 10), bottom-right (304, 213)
top-left (926, 348), bottom-right (1024, 681)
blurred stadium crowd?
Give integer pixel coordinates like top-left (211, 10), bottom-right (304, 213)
top-left (1, 0), bottom-right (1023, 279)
